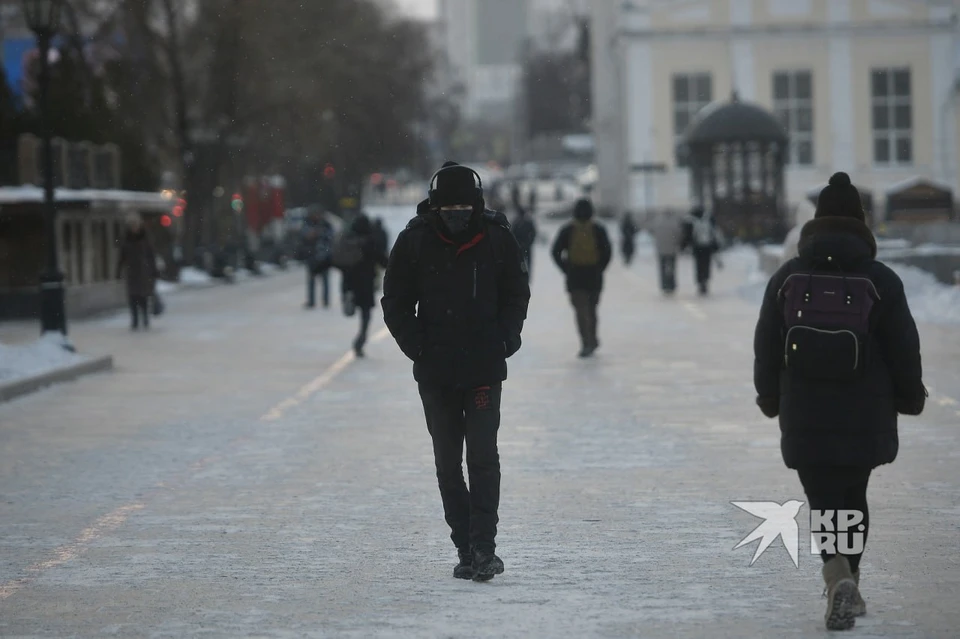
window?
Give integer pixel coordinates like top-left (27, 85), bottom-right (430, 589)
top-left (772, 70), bottom-right (814, 166)
top-left (673, 73), bottom-right (712, 166)
top-left (871, 68), bottom-right (912, 165)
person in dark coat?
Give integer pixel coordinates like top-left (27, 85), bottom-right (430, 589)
top-left (753, 172), bottom-right (926, 631)
top-left (381, 161), bottom-right (530, 582)
top-left (300, 211), bottom-right (334, 309)
top-left (511, 205), bottom-right (537, 282)
top-left (117, 214), bottom-right (158, 331)
top-left (620, 212), bottom-right (637, 265)
top-left (372, 217), bottom-right (389, 256)
top-left (680, 206), bottom-right (722, 295)
top-left (345, 214), bottom-right (388, 357)
top-left (551, 198), bottom-right (612, 357)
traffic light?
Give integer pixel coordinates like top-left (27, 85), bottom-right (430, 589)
top-left (231, 193), bottom-right (244, 212)
top-left (324, 163), bottom-right (336, 180)
top-left (160, 214), bottom-right (172, 227)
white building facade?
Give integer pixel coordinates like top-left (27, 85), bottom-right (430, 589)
top-left (591, 0), bottom-right (960, 219)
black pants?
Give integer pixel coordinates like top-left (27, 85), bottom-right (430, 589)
top-left (306, 266), bottom-right (330, 307)
top-left (659, 254), bottom-right (677, 292)
top-left (798, 467), bottom-right (871, 572)
top-left (693, 247), bottom-right (713, 292)
top-left (355, 306), bottom-right (372, 349)
top-left (129, 295), bottom-right (149, 329)
top-left (418, 384), bottom-right (502, 553)
top-left (570, 290), bottom-right (600, 349)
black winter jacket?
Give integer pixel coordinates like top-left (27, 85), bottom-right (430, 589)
top-left (753, 216), bottom-right (926, 469)
top-left (551, 221), bottom-right (612, 293)
top-left (381, 206), bottom-right (531, 389)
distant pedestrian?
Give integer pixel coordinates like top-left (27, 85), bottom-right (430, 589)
top-left (372, 217), bottom-right (389, 256)
top-left (551, 198), bottom-right (612, 357)
top-left (753, 172), bottom-right (927, 631)
top-left (652, 211), bottom-right (682, 294)
top-left (343, 214), bottom-right (388, 357)
top-left (527, 184), bottom-right (537, 214)
top-left (511, 206), bottom-right (537, 281)
top-left (116, 214), bottom-right (158, 331)
top-left (680, 206), bottom-right (722, 295)
top-left (300, 211), bottom-right (334, 308)
top-left (382, 161), bottom-right (530, 582)
top-left (619, 212), bottom-right (637, 265)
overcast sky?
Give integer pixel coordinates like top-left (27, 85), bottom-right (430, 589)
top-left (393, 0), bottom-right (438, 19)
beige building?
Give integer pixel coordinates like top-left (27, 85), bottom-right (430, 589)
top-left (591, 0), bottom-right (960, 219)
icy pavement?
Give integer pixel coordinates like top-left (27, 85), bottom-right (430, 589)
top-left (0, 218), bottom-right (959, 638)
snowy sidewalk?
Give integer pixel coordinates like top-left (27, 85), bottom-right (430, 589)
top-left (0, 230), bottom-right (958, 637)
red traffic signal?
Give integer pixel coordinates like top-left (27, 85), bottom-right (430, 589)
top-left (324, 163), bottom-right (336, 179)
top-left (160, 214), bottom-right (172, 227)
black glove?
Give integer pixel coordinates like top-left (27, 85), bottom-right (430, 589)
top-left (756, 396), bottom-right (779, 419)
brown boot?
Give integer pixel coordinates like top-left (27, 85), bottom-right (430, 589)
top-left (823, 556), bottom-right (859, 630)
top-left (851, 569), bottom-right (866, 617)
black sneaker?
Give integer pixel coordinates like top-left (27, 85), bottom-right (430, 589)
top-left (453, 549), bottom-right (475, 580)
top-left (471, 548), bottom-right (504, 582)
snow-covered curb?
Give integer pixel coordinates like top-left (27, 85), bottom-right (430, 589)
top-left (0, 334), bottom-right (113, 403)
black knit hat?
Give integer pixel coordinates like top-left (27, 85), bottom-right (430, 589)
top-left (815, 172), bottom-right (865, 222)
top-left (573, 198), bottom-right (594, 220)
top-left (432, 161), bottom-right (479, 207)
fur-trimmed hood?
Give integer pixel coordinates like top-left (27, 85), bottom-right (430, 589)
top-left (797, 216), bottom-right (877, 267)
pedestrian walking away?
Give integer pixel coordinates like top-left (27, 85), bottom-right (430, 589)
top-left (753, 172), bottom-right (927, 631)
top-left (620, 212), bottom-right (637, 266)
top-left (116, 213), bottom-right (158, 331)
top-left (511, 205), bottom-right (537, 282)
top-left (551, 198), bottom-right (612, 358)
top-left (300, 210), bottom-right (334, 309)
top-left (680, 206), bottom-right (723, 295)
top-left (343, 213), bottom-right (388, 357)
top-left (381, 161), bottom-right (530, 582)
top-left (652, 211), bottom-right (683, 294)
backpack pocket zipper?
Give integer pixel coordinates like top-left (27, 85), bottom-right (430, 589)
top-left (784, 326), bottom-right (859, 370)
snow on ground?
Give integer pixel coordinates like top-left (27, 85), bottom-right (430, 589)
top-left (0, 332), bottom-right (89, 383)
top-left (178, 267), bottom-right (214, 286)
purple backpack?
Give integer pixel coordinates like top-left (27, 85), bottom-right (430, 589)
top-left (778, 273), bottom-right (880, 381)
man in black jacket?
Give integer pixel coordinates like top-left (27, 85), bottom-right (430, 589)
top-left (381, 161), bottom-right (530, 582)
top-left (552, 198), bottom-right (612, 357)
top-left (753, 172), bottom-right (926, 631)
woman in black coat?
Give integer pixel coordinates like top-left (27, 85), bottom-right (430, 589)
top-left (345, 214), bottom-right (388, 357)
top-left (117, 215), bottom-right (158, 331)
top-left (753, 172), bottom-right (926, 630)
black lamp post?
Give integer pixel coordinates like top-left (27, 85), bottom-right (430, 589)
top-left (22, 0), bottom-right (67, 338)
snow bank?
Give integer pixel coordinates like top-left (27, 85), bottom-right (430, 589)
top-left (888, 263), bottom-right (960, 325)
top-left (0, 333), bottom-right (89, 383)
top-left (178, 267), bottom-right (214, 286)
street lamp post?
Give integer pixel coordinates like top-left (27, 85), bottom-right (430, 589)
top-left (21, 0), bottom-right (67, 338)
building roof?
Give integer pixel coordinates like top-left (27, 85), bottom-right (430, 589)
top-left (683, 94), bottom-right (788, 147)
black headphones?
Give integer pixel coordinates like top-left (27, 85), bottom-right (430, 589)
top-left (428, 165), bottom-right (484, 208)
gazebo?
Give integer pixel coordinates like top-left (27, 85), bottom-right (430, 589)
top-left (681, 93), bottom-right (789, 241)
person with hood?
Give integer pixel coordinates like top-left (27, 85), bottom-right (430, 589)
top-left (753, 172), bottom-right (926, 631)
top-left (652, 210), bottom-right (683, 294)
top-left (116, 214), bottom-right (158, 331)
top-left (680, 206), bottom-right (722, 295)
top-left (381, 161), bottom-right (530, 582)
top-left (551, 198), bottom-right (612, 357)
top-left (511, 205), bottom-right (537, 281)
top-left (620, 212), bottom-right (637, 266)
top-left (344, 214), bottom-right (388, 357)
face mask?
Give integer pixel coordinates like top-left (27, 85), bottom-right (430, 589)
top-left (439, 208), bottom-right (473, 234)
